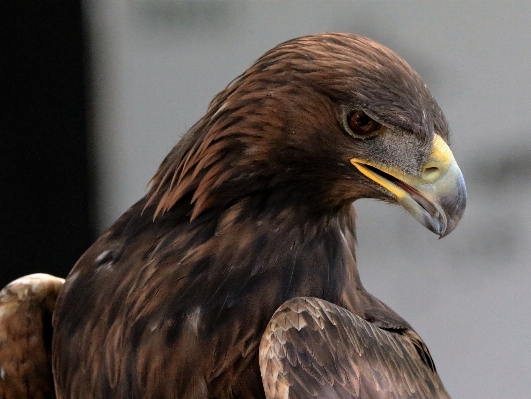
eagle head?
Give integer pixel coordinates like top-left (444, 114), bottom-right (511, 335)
top-left (148, 33), bottom-right (466, 237)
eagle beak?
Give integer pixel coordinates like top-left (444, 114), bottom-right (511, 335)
top-left (351, 134), bottom-right (466, 238)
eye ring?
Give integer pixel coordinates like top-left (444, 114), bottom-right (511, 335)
top-left (346, 110), bottom-right (382, 137)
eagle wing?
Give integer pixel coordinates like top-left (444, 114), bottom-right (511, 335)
top-left (0, 274), bottom-right (64, 399)
top-left (259, 297), bottom-right (451, 399)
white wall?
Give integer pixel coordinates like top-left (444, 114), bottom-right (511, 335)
top-left (85, 1), bottom-right (531, 397)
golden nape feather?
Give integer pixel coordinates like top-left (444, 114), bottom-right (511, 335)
top-left (1, 33), bottom-right (466, 399)
top-left (0, 274), bottom-right (64, 399)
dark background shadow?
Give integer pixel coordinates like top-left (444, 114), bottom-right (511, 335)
top-left (0, 2), bottom-right (94, 286)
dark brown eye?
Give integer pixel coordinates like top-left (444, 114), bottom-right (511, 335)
top-left (347, 110), bottom-right (381, 137)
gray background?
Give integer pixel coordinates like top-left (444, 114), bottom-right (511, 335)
top-left (85, 1), bottom-right (531, 397)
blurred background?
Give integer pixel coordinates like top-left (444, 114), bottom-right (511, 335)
top-left (2, 1), bottom-right (530, 397)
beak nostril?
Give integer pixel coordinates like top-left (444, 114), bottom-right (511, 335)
top-left (422, 165), bottom-right (442, 182)
top-left (424, 166), bottom-right (439, 173)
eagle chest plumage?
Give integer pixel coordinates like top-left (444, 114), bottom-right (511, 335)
top-left (53, 195), bottom-right (366, 398)
top-left (32, 32), bottom-right (465, 399)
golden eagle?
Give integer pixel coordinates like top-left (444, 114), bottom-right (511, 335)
top-left (0, 33), bottom-right (466, 398)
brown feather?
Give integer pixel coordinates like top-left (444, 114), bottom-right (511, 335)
top-left (0, 274), bottom-right (64, 399)
top-left (259, 297), bottom-right (450, 399)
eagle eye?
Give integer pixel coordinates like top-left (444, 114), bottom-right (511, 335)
top-left (346, 110), bottom-right (382, 137)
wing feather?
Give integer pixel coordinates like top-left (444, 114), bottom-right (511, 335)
top-left (259, 297), bottom-right (451, 399)
top-left (0, 274), bottom-right (64, 399)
